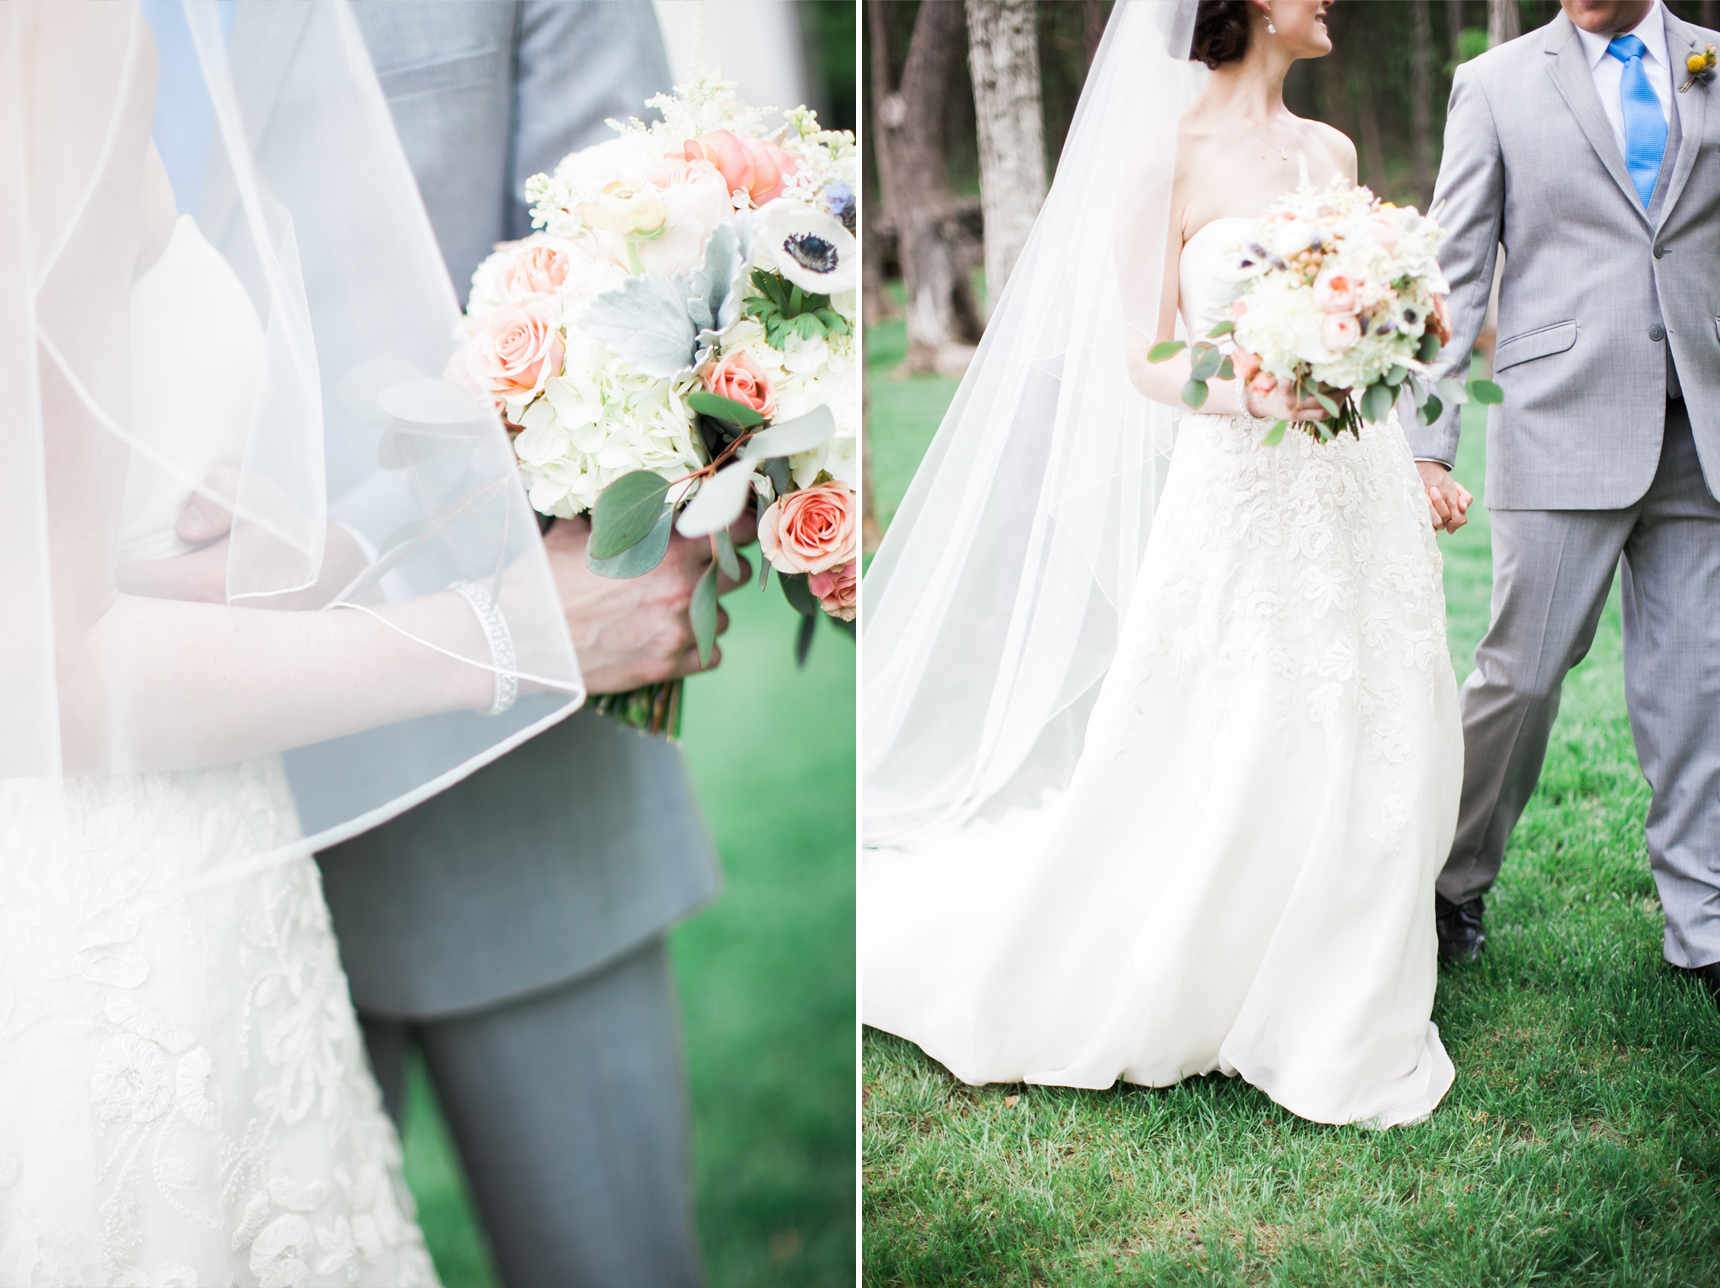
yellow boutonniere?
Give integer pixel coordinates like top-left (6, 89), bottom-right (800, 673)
top-left (1680, 44), bottom-right (1717, 93)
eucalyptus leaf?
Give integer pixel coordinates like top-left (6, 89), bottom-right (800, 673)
top-left (1417, 394), bottom-right (1444, 426)
top-left (762, 457), bottom-right (794, 501)
top-left (779, 571), bottom-right (820, 618)
top-left (1181, 379), bottom-right (1210, 410)
top-left (586, 506), bottom-right (673, 578)
top-left (1313, 389), bottom-right (1341, 417)
top-left (687, 391), bottom-right (765, 428)
top-left (1206, 320), bottom-right (1237, 338)
top-left (1384, 365), bottom-right (1408, 387)
top-left (676, 462), bottom-right (757, 538)
top-left (714, 528), bottom-right (742, 582)
top-left (690, 561), bottom-right (720, 667)
top-left (758, 556), bottom-right (773, 591)
top-left (1470, 379), bottom-right (1504, 405)
top-left (1418, 332), bottom-right (1443, 363)
top-left (1217, 357), bottom-right (1235, 382)
top-left (591, 470), bottom-right (674, 558)
top-left (1148, 340), bottom-right (1187, 363)
top-left (1263, 419), bottom-right (1289, 447)
top-left (738, 406), bottom-right (837, 460)
top-left (1361, 381), bottom-right (1395, 425)
top-left (376, 379), bottom-right (490, 426)
top-left (794, 613), bottom-right (817, 668)
top-left (1190, 345), bottom-right (1224, 382)
top-left (335, 358), bottom-right (425, 428)
top-left (1437, 377), bottom-right (1471, 406)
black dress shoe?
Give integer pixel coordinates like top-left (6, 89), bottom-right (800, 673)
top-left (1435, 893), bottom-right (1486, 964)
top-left (1672, 960), bottom-right (1720, 1004)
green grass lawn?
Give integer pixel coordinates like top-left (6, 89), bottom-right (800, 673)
top-left (401, 582), bottom-right (856, 1287)
top-left (860, 331), bottom-right (1720, 1286)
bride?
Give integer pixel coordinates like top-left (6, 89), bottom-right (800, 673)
top-left (0, 4), bottom-right (584, 1283)
top-left (862, 0), bottom-right (1469, 1128)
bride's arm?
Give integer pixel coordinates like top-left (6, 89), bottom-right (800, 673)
top-left (35, 141), bottom-right (503, 777)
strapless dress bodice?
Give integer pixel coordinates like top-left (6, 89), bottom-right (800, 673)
top-left (1177, 216), bottom-right (1252, 341)
top-left (122, 214), bottom-right (266, 563)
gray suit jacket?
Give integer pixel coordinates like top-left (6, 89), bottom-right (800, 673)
top-left (309, 1), bottom-right (720, 1018)
top-left (1409, 8), bottom-right (1720, 510)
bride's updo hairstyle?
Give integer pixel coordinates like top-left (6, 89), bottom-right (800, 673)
top-left (1191, 0), bottom-right (1252, 68)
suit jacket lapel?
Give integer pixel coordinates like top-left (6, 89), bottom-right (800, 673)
top-left (1543, 11), bottom-right (1651, 222)
top-left (1658, 8), bottom-right (1709, 228)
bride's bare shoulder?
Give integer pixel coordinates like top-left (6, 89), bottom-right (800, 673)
top-left (1298, 117), bottom-right (1358, 180)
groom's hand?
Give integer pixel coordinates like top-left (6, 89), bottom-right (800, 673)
top-left (542, 515), bottom-right (753, 693)
top-left (1417, 460), bottom-right (1474, 534)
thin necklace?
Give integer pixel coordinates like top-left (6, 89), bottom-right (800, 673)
top-left (1199, 96), bottom-right (1290, 161)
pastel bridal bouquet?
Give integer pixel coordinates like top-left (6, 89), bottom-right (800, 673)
top-left (1151, 173), bottom-right (1501, 444)
top-left (458, 73), bottom-right (859, 735)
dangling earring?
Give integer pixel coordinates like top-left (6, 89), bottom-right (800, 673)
top-left (1265, 4), bottom-right (1276, 34)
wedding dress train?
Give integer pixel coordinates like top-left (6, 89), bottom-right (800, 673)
top-left (0, 217), bottom-right (439, 1287)
top-left (863, 219), bottom-right (1464, 1128)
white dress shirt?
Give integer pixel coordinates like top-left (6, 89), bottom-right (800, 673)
top-left (1574, 0), bottom-right (1673, 163)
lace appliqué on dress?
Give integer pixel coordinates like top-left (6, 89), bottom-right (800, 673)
top-left (0, 759), bottom-right (439, 1288)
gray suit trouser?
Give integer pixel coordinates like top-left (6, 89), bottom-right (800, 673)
top-left (362, 940), bottom-right (703, 1288)
top-left (1442, 401), bottom-right (1720, 968)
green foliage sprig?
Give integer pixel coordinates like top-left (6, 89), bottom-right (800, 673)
top-left (743, 269), bottom-right (852, 350)
top-left (1149, 321), bottom-right (1503, 446)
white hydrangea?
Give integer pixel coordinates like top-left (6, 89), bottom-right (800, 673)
top-left (510, 334), bottom-right (705, 518)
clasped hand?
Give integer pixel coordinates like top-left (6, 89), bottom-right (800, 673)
top-left (119, 467), bottom-right (753, 695)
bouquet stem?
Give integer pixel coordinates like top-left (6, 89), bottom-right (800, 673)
top-left (591, 679), bottom-right (684, 739)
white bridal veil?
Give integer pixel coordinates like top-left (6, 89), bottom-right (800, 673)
top-left (862, 0), bottom-right (1203, 845)
top-left (0, 0), bottom-right (584, 883)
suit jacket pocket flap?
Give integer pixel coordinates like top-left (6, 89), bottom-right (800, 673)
top-left (1495, 321), bottom-right (1577, 371)
top-left (375, 47), bottom-right (500, 100)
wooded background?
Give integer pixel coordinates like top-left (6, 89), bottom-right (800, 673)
top-left (865, 0), bottom-right (1720, 372)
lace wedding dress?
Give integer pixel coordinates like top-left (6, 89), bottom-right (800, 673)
top-left (863, 219), bottom-right (1464, 1128)
top-left (0, 217), bottom-right (439, 1288)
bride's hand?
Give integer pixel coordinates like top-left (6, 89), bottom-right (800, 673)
top-left (1240, 375), bottom-right (1329, 424)
top-left (115, 466), bottom-right (371, 609)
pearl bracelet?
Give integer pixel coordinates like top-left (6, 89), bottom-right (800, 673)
top-left (448, 579), bottom-right (518, 717)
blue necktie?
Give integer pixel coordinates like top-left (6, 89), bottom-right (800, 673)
top-left (1607, 33), bottom-right (1668, 208)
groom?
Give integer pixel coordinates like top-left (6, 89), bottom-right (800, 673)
top-left (1414, 0), bottom-right (1720, 1001)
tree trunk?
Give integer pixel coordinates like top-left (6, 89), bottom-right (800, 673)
top-left (1488, 0), bottom-right (1519, 48)
top-left (966, 0), bottom-right (1047, 316)
top-left (1447, 0), bottom-right (1465, 65)
top-left (1355, 74), bottom-right (1388, 195)
top-left (1703, 0), bottom-right (1717, 30)
top-left (1412, 0), bottom-right (1435, 208)
top-left (1081, 0), bottom-right (1105, 71)
top-left (870, 0), bottom-right (984, 376)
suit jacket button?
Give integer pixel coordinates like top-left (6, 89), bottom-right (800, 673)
top-left (1650, 324), bottom-right (1666, 341)
top-left (1654, 244), bottom-right (1667, 258)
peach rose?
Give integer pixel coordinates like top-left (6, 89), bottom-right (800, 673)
top-left (466, 299), bottom-right (565, 401)
top-left (704, 351), bottom-right (777, 419)
top-left (1429, 293), bottom-right (1453, 345)
top-left (1320, 313), bottom-right (1361, 351)
top-left (1232, 349), bottom-right (1262, 382)
top-left (1312, 266), bottom-right (1360, 314)
top-left (499, 241), bottom-right (577, 301)
top-left (808, 560), bottom-right (858, 621)
top-left (758, 484), bottom-right (856, 575)
top-left (1230, 298), bottom-right (1250, 321)
top-left (683, 130), bottom-right (798, 206)
top-left (1367, 212), bottom-right (1403, 252)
